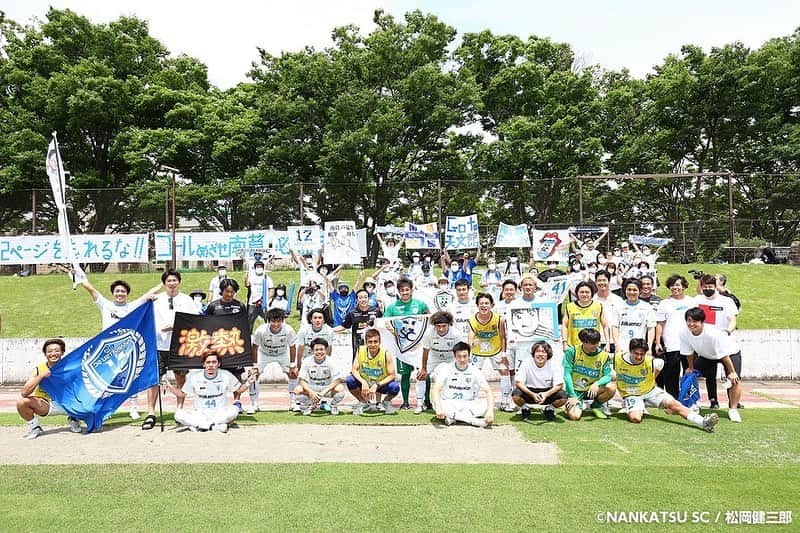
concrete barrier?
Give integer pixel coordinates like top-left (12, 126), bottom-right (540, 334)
top-left (1, 330), bottom-right (799, 384)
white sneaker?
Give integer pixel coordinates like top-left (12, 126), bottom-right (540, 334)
top-left (728, 408), bottom-right (742, 423)
top-left (690, 403), bottom-right (701, 414)
top-left (601, 402), bottom-right (613, 417)
top-left (129, 408), bottom-right (140, 420)
top-left (290, 403), bottom-right (301, 412)
top-left (23, 426), bottom-right (44, 440)
top-left (302, 405), bottom-right (313, 416)
top-left (383, 401), bottom-right (397, 415)
top-left (330, 405), bottom-right (339, 416)
top-left (68, 417), bottom-right (82, 434)
top-left (213, 423), bottom-right (228, 433)
top-left (246, 404), bottom-right (257, 415)
top-left (444, 416), bottom-right (455, 426)
top-left (413, 403), bottom-right (425, 414)
top-left (702, 413), bottom-right (719, 433)
top-left (352, 403), bottom-right (365, 416)
top-left (470, 417), bottom-right (488, 428)
top-left (375, 402), bottom-right (386, 412)
top-left (500, 402), bottom-right (517, 413)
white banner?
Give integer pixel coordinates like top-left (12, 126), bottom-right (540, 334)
top-left (323, 221), bottom-right (361, 264)
top-left (505, 300), bottom-right (560, 347)
top-left (494, 222), bottom-right (531, 248)
top-left (531, 229), bottom-right (572, 262)
top-left (374, 315), bottom-right (429, 367)
top-left (154, 230), bottom-right (272, 261)
top-left (404, 222), bottom-right (440, 249)
top-left (0, 234), bottom-right (149, 264)
top-left (444, 214), bottom-right (479, 250)
top-left (286, 225), bottom-right (322, 257)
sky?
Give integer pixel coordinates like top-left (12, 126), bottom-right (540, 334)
top-left (4, 0), bottom-right (800, 89)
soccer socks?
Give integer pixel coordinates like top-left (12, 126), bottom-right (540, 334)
top-left (415, 379), bottom-right (427, 405)
top-left (288, 378), bottom-right (298, 403)
top-left (249, 381), bottom-right (259, 405)
top-left (500, 374), bottom-right (512, 403)
top-left (331, 392), bottom-right (345, 406)
top-left (400, 372), bottom-right (411, 404)
top-left (687, 412), bottom-right (705, 427)
top-left (28, 416), bottom-right (39, 430)
top-left (425, 375), bottom-right (432, 406)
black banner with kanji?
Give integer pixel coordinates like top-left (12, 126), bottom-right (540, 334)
top-left (168, 312), bottom-right (251, 370)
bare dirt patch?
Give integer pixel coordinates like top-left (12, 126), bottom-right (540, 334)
top-left (0, 424), bottom-right (559, 465)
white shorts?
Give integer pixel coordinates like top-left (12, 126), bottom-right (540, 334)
top-left (425, 353), bottom-right (454, 373)
top-left (175, 405), bottom-right (238, 430)
top-left (441, 398), bottom-right (487, 418)
top-left (623, 387), bottom-right (672, 413)
top-left (258, 352), bottom-right (291, 374)
top-left (45, 400), bottom-right (66, 417)
top-left (471, 354), bottom-right (508, 372)
top-left (298, 383), bottom-right (341, 396)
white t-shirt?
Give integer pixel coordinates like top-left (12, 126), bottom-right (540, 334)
top-left (447, 300), bottom-right (478, 339)
top-left (298, 355), bottom-right (344, 388)
top-left (434, 362), bottom-right (488, 401)
top-left (295, 324), bottom-right (334, 355)
top-left (248, 273), bottom-right (275, 305)
top-left (694, 294), bottom-right (738, 331)
top-left (252, 323), bottom-right (297, 358)
top-left (515, 357), bottom-right (564, 390)
top-left (679, 325), bottom-right (739, 361)
top-left (594, 292), bottom-right (625, 330)
top-left (94, 295), bottom-right (135, 330)
top-left (655, 296), bottom-right (696, 352)
top-left (182, 369), bottom-right (240, 412)
top-left (300, 291), bottom-right (327, 324)
top-left (421, 326), bottom-right (466, 371)
top-left (580, 247), bottom-right (601, 265)
top-left (154, 292), bottom-right (197, 351)
top-left (617, 300), bottom-right (657, 351)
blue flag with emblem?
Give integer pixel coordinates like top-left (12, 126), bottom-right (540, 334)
top-left (40, 301), bottom-right (159, 433)
top-left (678, 370), bottom-right (701, 408)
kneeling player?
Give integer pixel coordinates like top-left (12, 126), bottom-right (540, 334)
top-left (431, 342), bottom-right (494, 427)
top-left (164, 353), bottom-right (255, 433)
top-left (512, 342), bottom-right (567, 421)
top-left (563, 328), bottom-right (617, 420)
top-left (294, 338), bottom-right (346, 415)
top-left (17, 339), bottom-right (82, 439)
top-left (346, 328), bottom-right (400, 415)
top-left (615, 339), bottom-right (719, 432)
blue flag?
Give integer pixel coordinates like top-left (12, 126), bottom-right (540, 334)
top-left (678, 370), bottom-right (701, 408)
top-left (41, 301), bottom-right (159, 433)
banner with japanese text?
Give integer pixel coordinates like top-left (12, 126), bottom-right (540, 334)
top-left (323, 220), bottom-right (362, 264)
top-left (444, 214), bottom-right (479, 250)
top-left (168, 312), bottom-right (252, 370)
top-left (0, 234), bottom-right (148, 264)
top-left (404, 222), bottom-right (440, 249)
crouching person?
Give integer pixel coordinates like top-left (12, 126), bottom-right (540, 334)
top-left (164, 352), bottom-right (254, 433)
top-left (294, 338), bottom-right (347, 415)
top-left (616, 338), bottom-right (719, 432)
top-left (431, 342), bottom-right (494, 428)
top-left (512, 341), bottom-right (568, 421)
top-left (563, 328), bottom-right (617, 420)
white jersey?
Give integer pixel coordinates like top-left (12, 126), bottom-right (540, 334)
top-left (248, 273), bottom-right (274, 305)
top-left (182, 369), bottom-right (240, 412)
top-left (298, 355), bottom-right (344, 388)
top-left (295, 324), bottom-right (334, 354)
top-left (208, 275), bottom-right (224, 302)
top-left (94, 295), bottom-right (136, 330)
top-left (480, 270), bottom-right (504, 301)
top-left (447, 300), bottom-right (478, 339)
top-left (300, 291), bottom-right (327, 324)
top-left (434, 362), bottom-right (488, 401)
top-left (516, 357), bottom-right (564, 390)
top-left (421, 326), bottom-right (466, 371)
top-left (153, 292), bottom-right (197, 351)
top-left (617, 300), bottom-right (657, 350)
top-left (655, 296), bottom-right (696, 351)
top-left (253, 323), bottom-right (297, 358)
top-left (580, 247), bottom-right (601, 265)
top-left (594, 292), bottom-right (625, 330)
top-left (679, 325), bottom-right (739, 361)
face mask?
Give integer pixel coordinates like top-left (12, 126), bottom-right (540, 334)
top-left (510, 257), bottom-right (518, 263)
top-left (450, 265), bottom-right (459, 272)
top-left (588, 267), bottom-right (597, 274)
top-left (193, 296), bottom-right (203, 304)
top-left (276, 290), bottom-right (285, 297)
top-left (339, 289), bottom-right (348, 297)
top-left (614, 251), bottom-right (621, 257)
top-left (572, 264), bottom-right (581, 272)
top-left (702, 288), bottom-right (716, 297)
top-left (254, 269), bottom-right (264, 276)
top-left (386, 287), bottom-right (396, 296)
top-left (218, 270), bottom-right (227, 278)
top-left (438, 284), bottom-right (449, 290)
top-left (412, 257), bottom-right (420, 263)
top-left (488, 263), bottom-right (496, 270)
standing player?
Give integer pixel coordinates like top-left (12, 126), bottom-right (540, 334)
top-left (295, 308), bottom-right (334, 366)
top-left (245, 260), bottom-right (274, 331)
top-left (616, 279), bottom-right (657, 355)
top-left (384, 278), bottom-right (429, 409)
top-left (561, 281), bottom-right (614, 352)
top-left (431, 342), bottom-right (494, 427)
top-left (416, 311), bottom-right (466, 414)
top-left (251, 308), bottom-right (298, 411)
top-left (512, 342), bottom-right (568, 421)
top-left (294, 338), bottom-right (347, 415)
top-left (468, 292), bottom-right (512, 410)
top-left (447, 279), bottom-right (477, 339)
top-left (79, 277), bottom-right (161, 419)
top-left (16, 339), bottom-right (83, 439)
top-left (615, 339), bottom-right (719, 432)
top-left (346, 328), bottom-right (400, 415)
top-left (654, 274), bottom-right (695, 398)
top-left (563, 328), bottom-right (616, 420)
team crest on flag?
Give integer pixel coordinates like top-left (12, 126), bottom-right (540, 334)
top-left (390, 316), bottom-right (429, 353)
top-left (81, 328), bottom-right (147, 399)
top-left (434, 290), bottom-right (454, 311)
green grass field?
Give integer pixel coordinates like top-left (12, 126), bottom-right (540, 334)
top-left (1, 409), bottom-right (798, 531)
top-left (1, 263), bottom-right (797, 337)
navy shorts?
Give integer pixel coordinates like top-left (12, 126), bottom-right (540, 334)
top-left (345, 375), bottom-right (400, 395)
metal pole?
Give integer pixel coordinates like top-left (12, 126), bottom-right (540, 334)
top-left (32, 189), bottom-right (37, 234)
top-left (171, 171), bottom-right (177, 268)
top-left (299, 182), bottom-right (304, 224)
top-left (437, 178), bottom-right (443, 248)
top-left (578, 177), bottom-right (584, 224)
top-left (728, 174), bottom-right (735, 263)
top-left (164, 184), bottom-right (169, 233)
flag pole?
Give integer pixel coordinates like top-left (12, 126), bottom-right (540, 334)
top-left (158, 381), bottom-right (165, 432)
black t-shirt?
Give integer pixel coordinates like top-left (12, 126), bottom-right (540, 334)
top-left (538, 268), bottom-right (565, 282)
top-left (342, 306), bottom-right (382, 355)
top-left (205, 299), bottom-right (247, 316)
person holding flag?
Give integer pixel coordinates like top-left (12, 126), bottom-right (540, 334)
top-left (17, 339), bottom-right (83, 439)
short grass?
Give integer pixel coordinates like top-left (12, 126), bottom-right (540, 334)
top-left (1, 409), bottom-right (798, 531)
top-left (0, 263), bottom-right (797, 337)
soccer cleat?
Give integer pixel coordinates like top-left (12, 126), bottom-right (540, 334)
top-left (383, 401), bottom-right (398, 415)
top-left (290, 402), bottom-right (302, 413)
top-left (213, 423), bottom-right (228, 433)
top-left (444, 415), bottom-right (455, 426)
top-left (709, 399), bottom-right (720, 409)
top-left (23, 426), bottom-right (44, 440)
top-left (470, 417), bottom-right (488, 428)
top-left (302, 405), bottom-right (313, 416)
top-left (499, 402), bottom-right (516, 413)
top-left (352, 403), bottom-right (365, 416)
top-left (68, 417), bottom-right (82, 434)
top-left (413, 402), bottom-right (425, 414)
top-left (400, 403), bottom-right (412, 410)
top-left (600, 402), bottom-right (613, 417)
top-left (233, 400), bottom-right (243, 414)
top-left (330, 405), bottom-right (339, 416)
top-left (728, 408), bottom-right (742, 423)
top-left (702, 413), bottom-right (719, 433)
top-left (520, 407), bottom-right (532, 420)
top-left (375, 402), bottom-right (385, 412)
top-left (592, 407), bottom-right (609, 419)
top-left (544, 405), bottom-right (556, 421)
top-left (129, 408), bottom-right (140, 420)
top-left (246, 404), bottom-right (257, 415)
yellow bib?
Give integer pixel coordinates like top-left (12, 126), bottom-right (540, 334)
top-left (613, 353), bottom-right (656, 398)
top-left (565, 300), bottom-right (603, 347)
top-left (356, 346), bottom-right (390, 382)
top-left (32, 361), bottom-right (52, 401)
top-left (468, 312), bottom-right (502, 357)
top-left (570, 346), bottom-right (610, 392)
